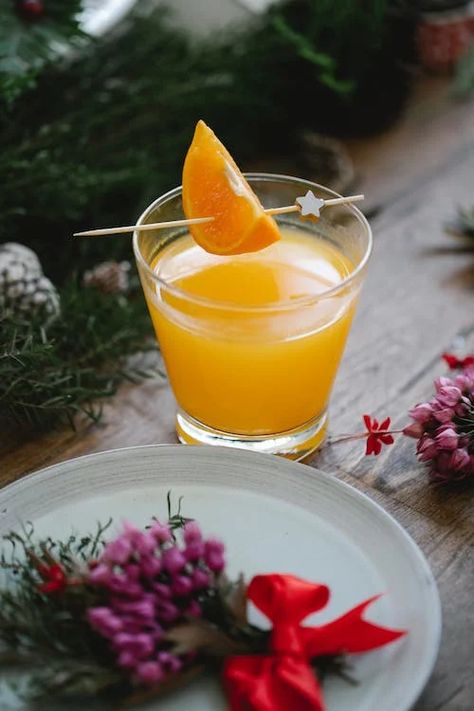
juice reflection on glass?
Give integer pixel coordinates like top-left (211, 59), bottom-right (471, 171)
top-left (134, 176), bottom-right (372, 459)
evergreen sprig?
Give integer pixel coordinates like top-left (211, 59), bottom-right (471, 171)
top-left (0, 515), bottom-right (352, 707)
top-left (0, 520), bottom-right (124, 705)
top-left (0, 279), bottom-right (158, 430)
top-left (0, 0), bottom-right (87, 104)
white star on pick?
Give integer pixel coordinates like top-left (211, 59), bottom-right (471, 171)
top-left (295, 190), bottom-right (325, 220)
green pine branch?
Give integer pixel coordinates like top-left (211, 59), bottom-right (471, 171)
top-left (0, 279), bottom-right (158, 431)
top-left (0, 521), bottom-right (124, 705)
top-left (0, 0), bottom-right (88, 103)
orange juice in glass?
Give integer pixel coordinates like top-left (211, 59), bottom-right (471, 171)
top-left (134, 175), bottom-right (371, 459)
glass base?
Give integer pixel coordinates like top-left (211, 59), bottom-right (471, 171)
top-left (176, 410), bottom-right (328, 461)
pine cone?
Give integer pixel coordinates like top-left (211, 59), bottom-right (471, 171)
top-left (0, 243), bottom-right (60, 321)
top-left (83, 261), bottom-right (131, 294)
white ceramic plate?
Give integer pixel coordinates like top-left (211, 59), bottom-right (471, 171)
top-left (0, 445), bottom-right (440, 711)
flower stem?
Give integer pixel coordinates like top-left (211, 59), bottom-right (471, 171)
top-left (328, 429), bottom-right (405, 446)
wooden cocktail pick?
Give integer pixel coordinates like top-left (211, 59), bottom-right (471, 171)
top-left (73, 191), bottom-right (364, 237)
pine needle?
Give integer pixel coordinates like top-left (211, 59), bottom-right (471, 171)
top-left (0, 279), bottom-right (157, 431)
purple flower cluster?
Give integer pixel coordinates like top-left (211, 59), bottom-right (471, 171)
top-left (86, 520), bottom-right (225, 685)
top-left (405, 365), bottom-right (474, 482)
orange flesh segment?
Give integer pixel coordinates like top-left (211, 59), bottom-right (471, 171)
top-left (182, 120), bottom-right (280, 255)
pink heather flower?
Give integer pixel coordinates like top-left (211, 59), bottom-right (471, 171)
top-left (204, 539), bottom-right (225, 572)
top-left (88, 563), bottom-right (113, 585)
top-left (172, 575), bottom-right (194, 597)
top-left (103, 537), bottom-right (132, 565)
top-left (417, 436), bottom-right (439, 462)
top-left (108, 574), bottom-right (143, 598)
top-left (139, 555), bottom-right (162, 578)
top-left (206, 553), bottom-right (225, 573)
top-left (403, 422), bottom-right (424, 439)
top-left (183, 522), bottom-right (205, 561)
top-left (183, 522), bottom-right (202, 545)
top-left (87, 607), bottom-right (123, 636)
top-left (435, 427), bottom-right (458, 450)
top-left (449, 448), bottom-right (470, 471)
top-left (204, 539), bottom-right (225, 556)
top-left (112, 632), bottom-right (155, 658)
top-left (455, 402), bottom-right (468, 417)
top-left (454, 372), bottom-right (473, 391)
top-left (162, 547), bottom-right (186, 575)
top-left (122, 521), bottom-right (141, 538)
top-left (405, 359), bottom-right (474, 484)
top-left (432, 405), bottom-right (455, 423)
top-left (112, 597), bottom-right (155, 619)
top-left (124, 564), bottom-right (141, 581)
top-left (119, 616), bottom-right (148, 635)
top-left (152, 582), bottom-right (172, 600)
top-left (434, 376), bottom-right (452, 391)
top-left (135, 533), bottom-right (157, 556)
top-left (156, 600), bottom-right (179, 623)
top-left (118, 651), bottom-right (139, 669)
top-left (158, 651), bottom-right (183, 674)
top-left (192, 569), bottom-right (210, 589)
top-left (122, 523), bottom-right (156, 556)
top-left (431, 452), bottom-right (466, 483)
top-left (409, 403), bottom-right (433, 423)
top-left (436, 385), bottom-right (462, 407)
top-left (86, 520), bottom-right (226, 686)
top-left (135, 661), bottom-right (165, 685)
top-left (149, 521), bottom-right (172, 543)
top-left (184, 540), bottom-right (205, 562)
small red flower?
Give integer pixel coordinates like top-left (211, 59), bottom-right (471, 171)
top-left (37, 563), bottom-right (67, 594)
top-left (363, 415), bottom-right (394, 456)
top-left (442, 353), bottom-right (474, 370)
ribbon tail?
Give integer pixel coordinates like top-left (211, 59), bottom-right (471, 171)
top-left (303, 595), bottom-right (406, 656)
top-left (223, 657), bottom-right (271, 711)
top-left (223, 655), bottom-right (325, 711)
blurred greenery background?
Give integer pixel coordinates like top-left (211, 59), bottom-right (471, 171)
top-left (2, 0), bottom-right (472, 430)
top-left (1, 0), bottom-right (418, 278)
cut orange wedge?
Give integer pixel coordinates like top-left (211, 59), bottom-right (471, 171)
top-left (182, 120), bottom-right (280, 255)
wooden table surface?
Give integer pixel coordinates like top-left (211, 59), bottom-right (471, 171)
top-left (1, 78), bottom-right (473, 710)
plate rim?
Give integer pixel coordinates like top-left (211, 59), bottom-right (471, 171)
top-left (0, 444), bottom-right (442, 710)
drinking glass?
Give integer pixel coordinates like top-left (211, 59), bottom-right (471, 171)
top-left (134, 174), bottom-right (372, 460)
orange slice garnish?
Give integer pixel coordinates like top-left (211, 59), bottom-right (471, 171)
top-left (182, 120), bottom-right (280, 255)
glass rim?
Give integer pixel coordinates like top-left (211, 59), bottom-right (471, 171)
top-left (133, 172), bottom-right (373, 313)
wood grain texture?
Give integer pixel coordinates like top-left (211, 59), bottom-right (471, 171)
top-left (345, 77), bottom-right (474, 213)
top-left (1, 80), bottom-right (474, 710)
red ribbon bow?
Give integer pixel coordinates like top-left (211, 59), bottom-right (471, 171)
top-left (223, 574), bottom-right (405, 711)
